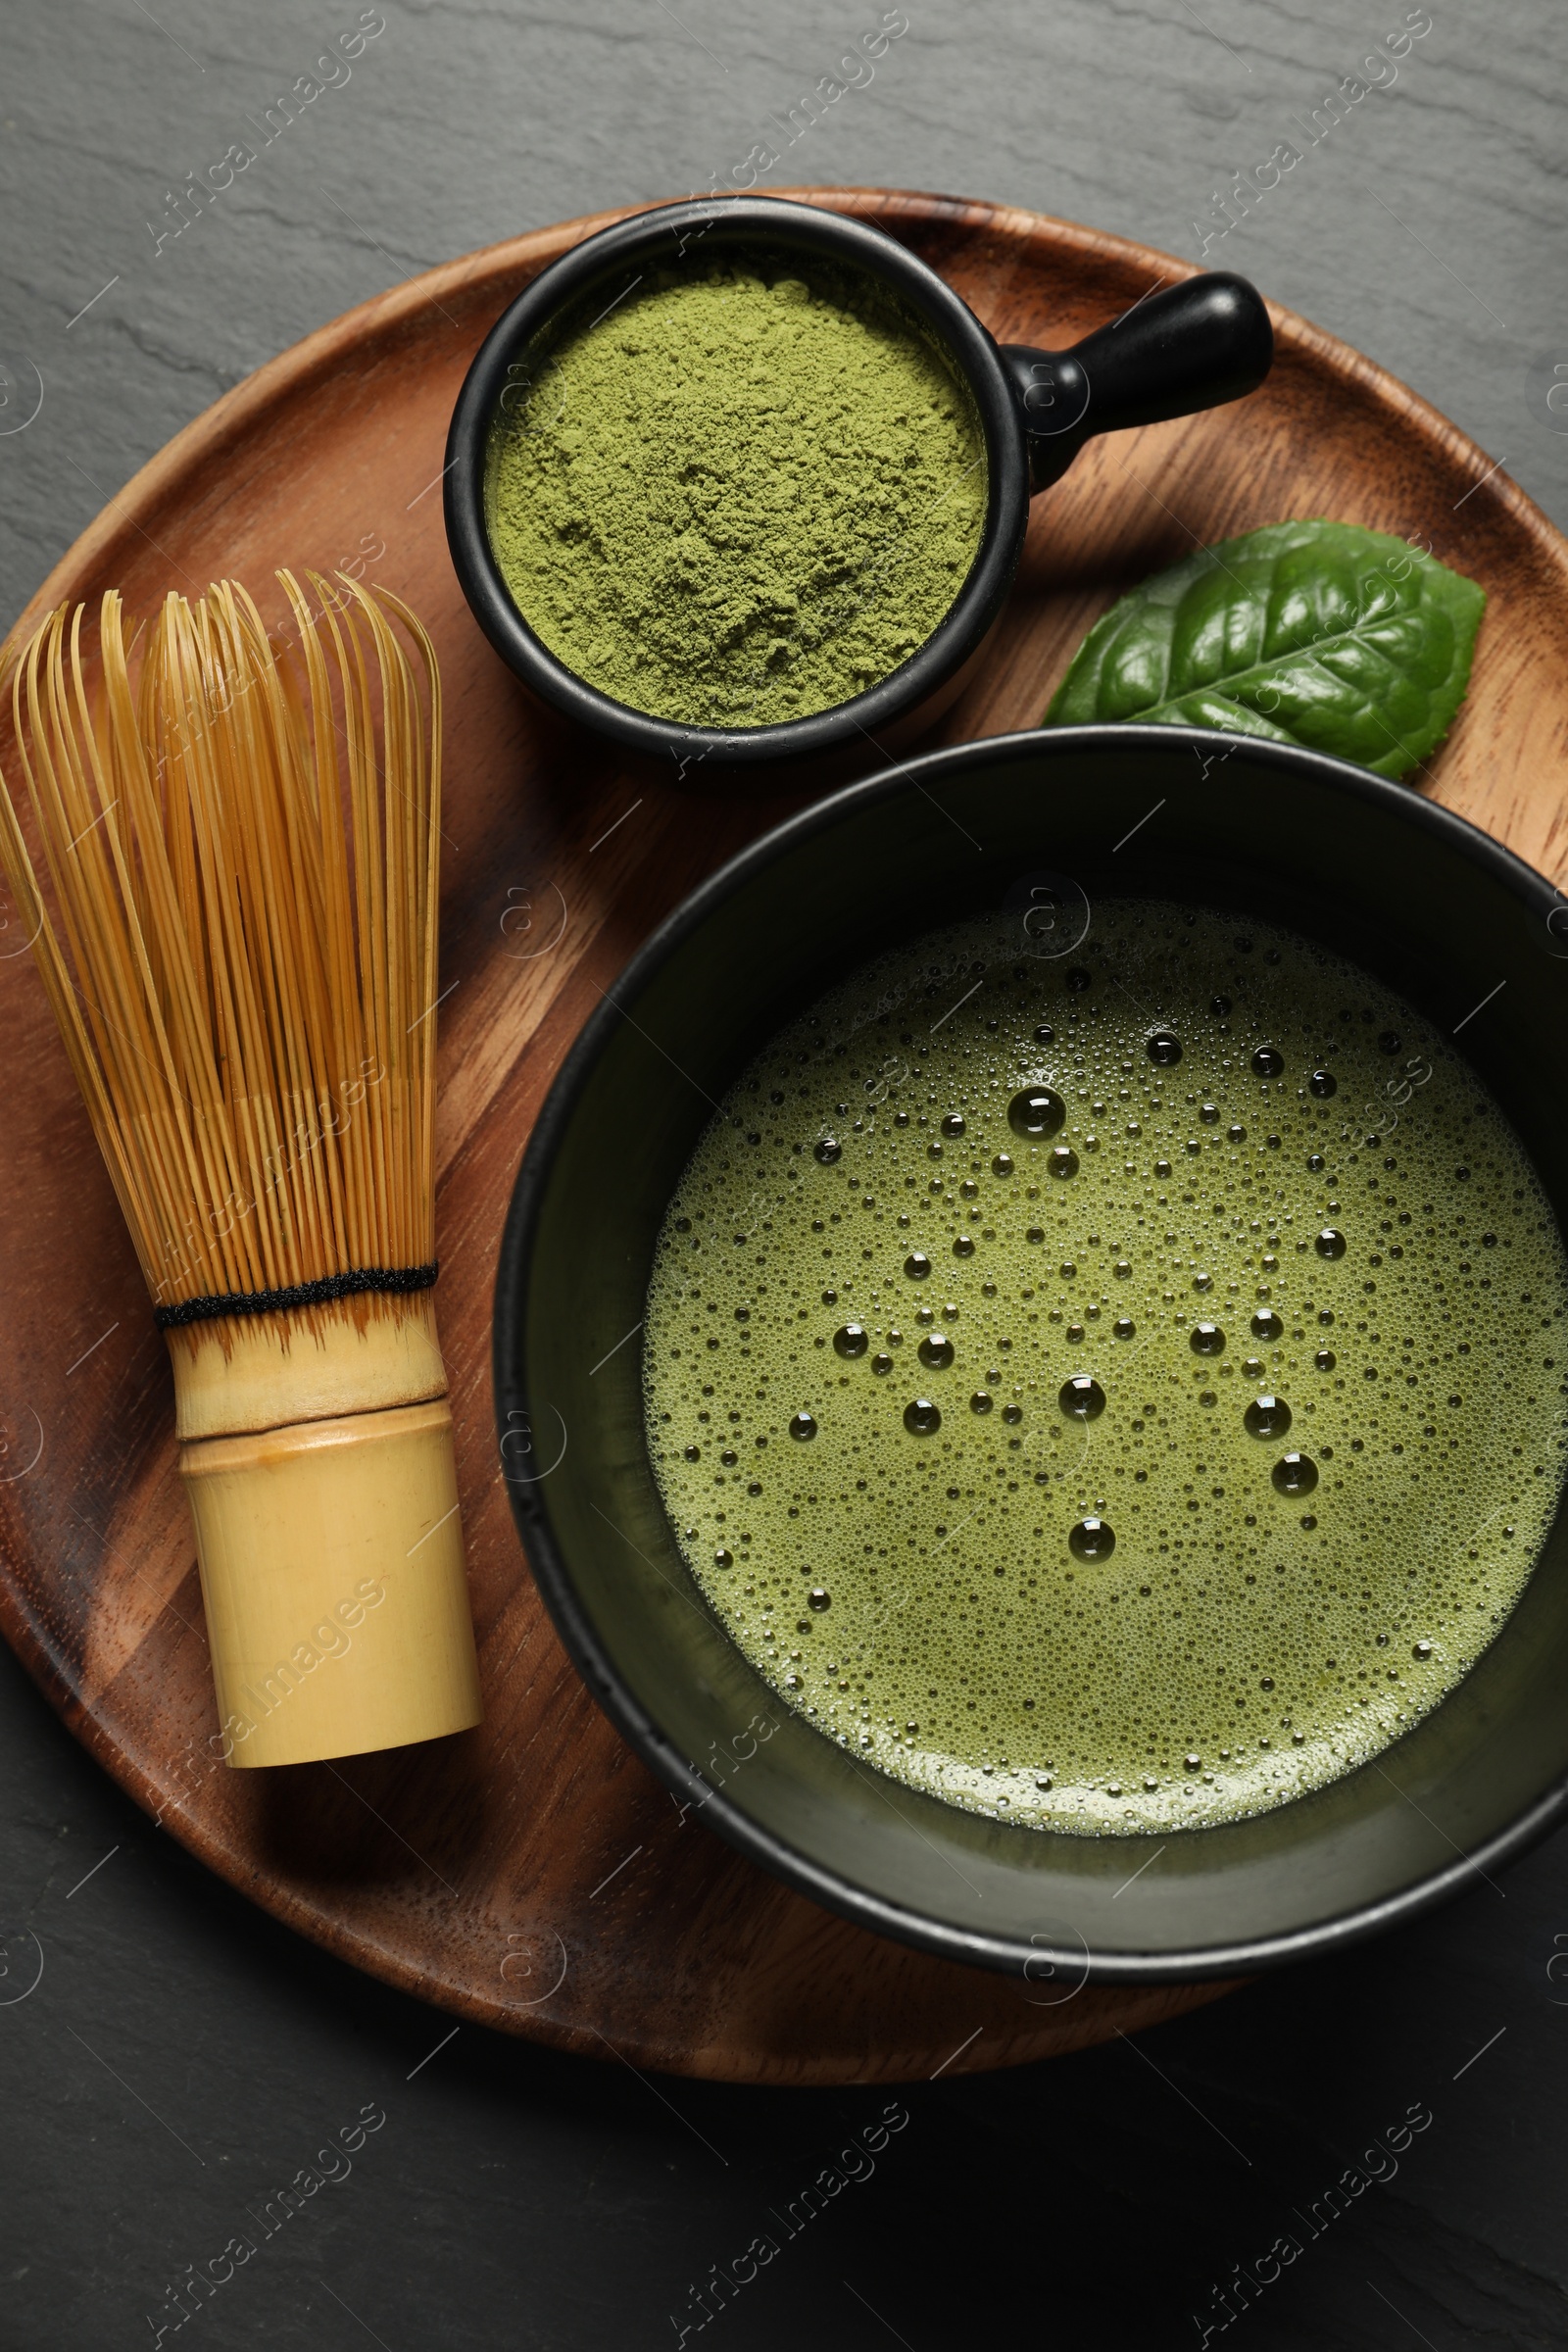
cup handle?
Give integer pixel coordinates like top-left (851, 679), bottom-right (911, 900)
top-left (999, 272), bottom-right (1274, 492)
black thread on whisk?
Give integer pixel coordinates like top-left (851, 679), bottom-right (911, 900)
top-left (154, 1262), bottom-right (439, 1330)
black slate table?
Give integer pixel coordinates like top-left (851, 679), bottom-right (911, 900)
top-left (3, 3), bottom-right (1568, 2345)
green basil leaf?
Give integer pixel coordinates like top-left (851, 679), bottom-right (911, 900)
top-left (1043, 518), bottom-right (1485, 779)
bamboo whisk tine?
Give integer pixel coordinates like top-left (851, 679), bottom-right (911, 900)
top-left (0, 573), bottom-right (442, 1312)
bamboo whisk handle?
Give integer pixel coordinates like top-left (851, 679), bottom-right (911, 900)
top-left (180, 1397), bottom-right (482, 1770)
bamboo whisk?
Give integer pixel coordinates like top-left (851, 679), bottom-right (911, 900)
top-left (0, 574), bottom-right (481, 1767)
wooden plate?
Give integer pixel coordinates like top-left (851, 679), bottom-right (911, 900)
top-left (5, 190), bottom-right (1567, 2086)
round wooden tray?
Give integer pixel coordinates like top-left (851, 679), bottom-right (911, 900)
top-left (5, 190), bottom-right (1568, 2086)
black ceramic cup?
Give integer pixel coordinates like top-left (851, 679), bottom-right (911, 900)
top-left (495, 726), bottom-right (1568, 1984)
top-left (446, 197), bottom-right (1272, 776)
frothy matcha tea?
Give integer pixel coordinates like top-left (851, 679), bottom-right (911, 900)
top-left (643, 904), bottom-right (1568, 1834)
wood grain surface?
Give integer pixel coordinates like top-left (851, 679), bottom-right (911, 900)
top-left (3, 188), bottom-right (1566, 2087)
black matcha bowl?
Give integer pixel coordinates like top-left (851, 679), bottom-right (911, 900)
top-left (445, 196), bottom-right (1271, 777)
top-left (495, 727), bottom-right (1568, 1983)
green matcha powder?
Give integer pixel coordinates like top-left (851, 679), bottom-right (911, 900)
top-left (485, 266), bottom-right (988, 728)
